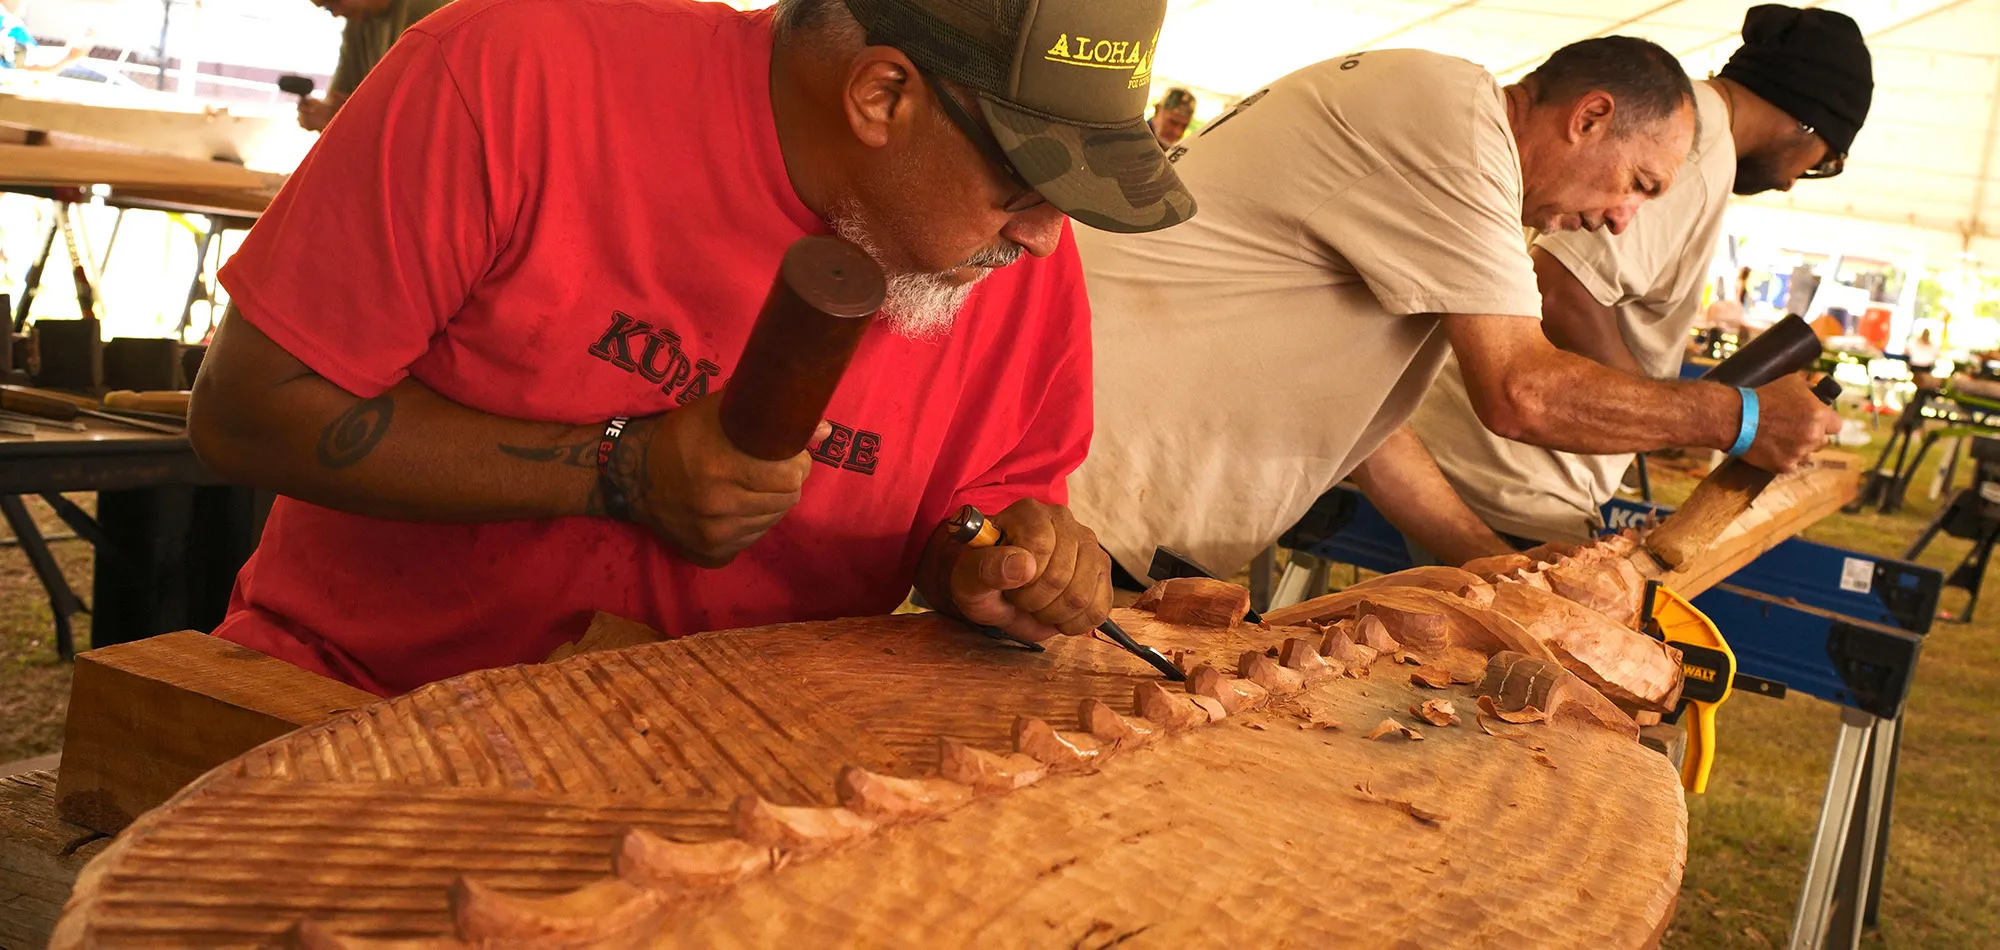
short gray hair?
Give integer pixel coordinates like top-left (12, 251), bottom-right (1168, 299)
top-left (1523, 36), bottom-right (1694, 136)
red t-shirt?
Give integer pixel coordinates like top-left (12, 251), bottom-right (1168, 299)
top-left (213, 0), bottom-right (1093, 696)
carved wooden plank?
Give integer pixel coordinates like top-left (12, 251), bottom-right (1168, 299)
top-left (56, 631), bottom-right (378, 834)
top-left (1657, 457), bottom-right (1858, 598)
top-left (56, 610), bottom-right (1685, 949)
top-left (0, 770), bottom-right (106, 950)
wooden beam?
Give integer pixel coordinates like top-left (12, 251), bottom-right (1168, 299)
top-left (0, 770), bottom-right (106, 950)
top-left (55, 631), bottom-right (377, 835)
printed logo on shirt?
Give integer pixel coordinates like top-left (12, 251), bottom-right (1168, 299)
top-left (810, 421), bottom-right (881, 476)
top-left (1044, 29), bottom-right (1158, 88)
top-left (587, 311), bottom-right (720, 405)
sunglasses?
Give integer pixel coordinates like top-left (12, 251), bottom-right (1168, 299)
top-left (914, 64), bottom-right (1047, 214)
top-left (1797, 121), bottom-right (1845, 180)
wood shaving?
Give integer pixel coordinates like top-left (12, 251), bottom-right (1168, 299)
top-left (1244, 722), bottom-right (1266, 731)
top-left (1532, 752), bottom-right (1559, 770)
top-left (1409, 666), bottom-right (1453, 689)
top-left (1413, 699), bottom-right (1459, 727)
top-left (1365, 718), bottom-right (1423, 741)
top-left (1396, 651), bottom-right (1422, 666)
top-left (1476, 694), bottom-right (1548, 724)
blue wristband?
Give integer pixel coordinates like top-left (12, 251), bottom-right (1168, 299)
top-left (1728, 386), bottom-right (1759, 457)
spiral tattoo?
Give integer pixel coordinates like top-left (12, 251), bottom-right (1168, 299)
top-left (316, 396), bottom-right (394, 470)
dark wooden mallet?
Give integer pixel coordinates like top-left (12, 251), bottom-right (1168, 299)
top-left (717, 236), bottom-right (885, 459)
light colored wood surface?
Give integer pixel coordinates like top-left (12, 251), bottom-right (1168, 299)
top-left (0, 142), bottom-right (281, 212)
top-left (55, 631), bottom-right (378, 835)
top-left (1657, 458), bottom-right (1859, 598)
top-left (56, 611), bottom-right (1686, 949)
top-left (1, 770), bottom-right (106, 950)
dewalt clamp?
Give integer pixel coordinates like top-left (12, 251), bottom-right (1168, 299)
top-left (1637, 580), bottom-right (1782, 793)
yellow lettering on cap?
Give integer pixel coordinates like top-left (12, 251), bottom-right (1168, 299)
top-left (1127, 30), bottom-right (1157, 88)
top-left (1111, 41), bottom-right (1129, 62)
top-left (1091, 40), bottom-right (1113, 62)
top-left (1046, 34), bottom-right (1070, 58)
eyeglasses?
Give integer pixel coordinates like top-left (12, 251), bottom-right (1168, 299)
top-left (1797, 121), bottom-right (1845, 180)
top-left (914, 65), bottom-right (1047, 214)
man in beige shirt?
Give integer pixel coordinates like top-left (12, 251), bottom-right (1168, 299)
top-left (1406, 6), bottom-right (1873, 551)
top-left (296, 0), bottom-right (454, 131)
top-left (1072, 36), bottom-right (1841, 583)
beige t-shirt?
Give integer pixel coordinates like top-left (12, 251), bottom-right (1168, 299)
top-left (331, 0), bottom-right (455, 96)
top-left (1070, 49), bottom-right (1542, 579)
top-left (1408, 82), bottom-right (1736, 542)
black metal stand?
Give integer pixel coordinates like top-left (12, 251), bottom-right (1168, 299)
top-left (0, 494), bottom-right (87, 660)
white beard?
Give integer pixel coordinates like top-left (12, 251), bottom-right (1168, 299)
top-left (828, 207), bottom-right (1019, 342)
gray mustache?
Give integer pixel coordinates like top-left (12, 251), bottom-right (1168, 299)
top-left (961, 241), bottom-right (1025, 269)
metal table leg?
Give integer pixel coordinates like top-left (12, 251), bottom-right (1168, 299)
top-left (0, 494), bottom-right (87, 660)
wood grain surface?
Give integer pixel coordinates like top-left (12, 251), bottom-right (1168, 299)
top-left (56, 610), bottom-right (1686, 949)
top-left (1, 770), bottom-right (107, 950)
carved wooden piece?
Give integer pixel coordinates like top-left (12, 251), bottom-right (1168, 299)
top-left (57, 608), bottom-right (1685, 949)
top-left (1488, 584), bottom-right (1684, 714)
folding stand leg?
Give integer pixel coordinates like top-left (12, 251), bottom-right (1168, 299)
top-left (1821, 713), bottom-right (1902, 950)
top-left (1863, 716), bottom-right (1906, 928)
top-left (0, 494), bottom-right (86, 660)
top-left (1247, 546), bottom-right (1276, 614)
top-left (1884, 432), bottom-right (1941, 515)
top-left (1789, 709), bottom-right (1878, 950)
top-left (1270, 553), bottom-right (1319, 610)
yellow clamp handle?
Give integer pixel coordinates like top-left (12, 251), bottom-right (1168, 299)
top-left (1648, 584), bottom-right (1734, 794)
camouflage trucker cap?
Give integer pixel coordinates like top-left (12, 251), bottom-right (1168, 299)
top-left (844, 0), bottom-right (1195, 233)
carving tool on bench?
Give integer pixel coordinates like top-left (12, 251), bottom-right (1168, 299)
top-left (1633, 314), bottom-right (1843, 573)
top-left (0, 384), bottom-right (186, 435)
top-left (946, 504), bottom-right (1187, 681)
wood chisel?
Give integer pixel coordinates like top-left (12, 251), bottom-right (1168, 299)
top-left (945, 504), bottom-right (1186, 681)
top-left (0, 385), bottom-right (185, 435)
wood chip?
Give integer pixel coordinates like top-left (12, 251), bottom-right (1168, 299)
top-left (1365, 718), bottom-right (1424, 741)
top-left (1476, 694), bottom-right (1548, 724)
top-left (1532, 752), bottom-right (1559, 770)
top-left (1390, 799), bottom-right (1449, 824)
top-left (1244, 722), bottom-right (1266, 731)
top-left (1413, 699), bottom-right (1459, 727)
top-left (1409, 666), bottom-right (1453, 689)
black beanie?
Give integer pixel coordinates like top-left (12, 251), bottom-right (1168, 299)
top-left (1717, 5), bottom-right (1873, 156)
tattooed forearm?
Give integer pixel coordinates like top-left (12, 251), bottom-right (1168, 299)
top-left (592, 416), bottom-right (658, 523)
top-left (316, 395), bottom-right (394, 470)
top-left (498, 441), bottom-right (596, 467)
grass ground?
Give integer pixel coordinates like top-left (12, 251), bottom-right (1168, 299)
top-left (0, 494), bottom-right (92, 767)
top-left (0, 416), bottom-right (1994, 945)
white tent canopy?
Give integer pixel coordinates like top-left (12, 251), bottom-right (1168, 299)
top-left (1147, 0), bottom-right (2000, 262)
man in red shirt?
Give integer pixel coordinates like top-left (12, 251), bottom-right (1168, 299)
top-left (188, 0), bottom-right (1193, 695)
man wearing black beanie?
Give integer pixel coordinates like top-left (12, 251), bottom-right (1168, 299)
top-left (1403, 5), bottom-right (1874, 553)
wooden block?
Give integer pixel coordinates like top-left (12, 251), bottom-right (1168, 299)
top-left (0, 770), bottom-right (107, 950)
top-left (29, 319), bottom-right (102, 391)
top-left (101, 337), bottom-right (185, 392)
top-left (180, 343), bottom-right (207, 387)
top-left (56, 631), bottom-right (377, 835)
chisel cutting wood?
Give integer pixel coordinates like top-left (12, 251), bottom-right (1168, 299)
top-left (944, 504), bottom-right (1186, 681)
top-left (1633, 315), bottom-right (1841, 572)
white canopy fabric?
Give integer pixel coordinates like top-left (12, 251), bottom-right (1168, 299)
top-left (1145, 0), bottom-right (2000, 261)
top-left (21, 0), bottom-right (1998, 260)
